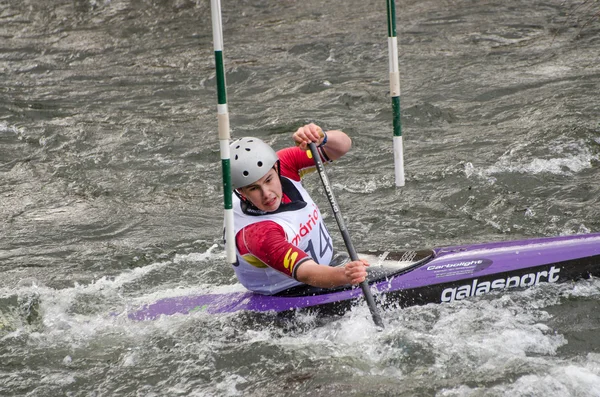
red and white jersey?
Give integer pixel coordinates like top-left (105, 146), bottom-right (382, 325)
top-left (231, 146), bottom-right (334, 295)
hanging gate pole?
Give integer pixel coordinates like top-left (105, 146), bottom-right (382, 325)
top-left (211, 0), bottom-right (236, 263)
top-left (386, 0), bottom-right (405, 187)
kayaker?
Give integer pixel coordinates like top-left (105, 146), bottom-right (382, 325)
top-left (229, 123), bottom-right (370, 295)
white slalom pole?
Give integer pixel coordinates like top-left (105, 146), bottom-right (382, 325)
top-left (211, 0), bottom-right (236, 263)
top-left (386, 0), bottom-right (405, 187)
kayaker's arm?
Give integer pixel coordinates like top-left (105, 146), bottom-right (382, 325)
top-left (295, 259), bottom-right (369, 288)
top-left (236, 221), bottom-right (369, 289)
top-left (318, 130), bottom-right (351, 161)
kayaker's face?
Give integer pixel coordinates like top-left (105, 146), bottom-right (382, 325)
top-left (239, 167), bottom-right (282, 212)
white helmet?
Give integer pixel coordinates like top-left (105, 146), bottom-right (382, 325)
top-left (230, 137), bottom-right (279, 189)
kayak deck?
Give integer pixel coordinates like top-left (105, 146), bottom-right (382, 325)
top-left (127, 233), bottom-right (600, 321)
top-left (275, 249), bottom-right (434, 297)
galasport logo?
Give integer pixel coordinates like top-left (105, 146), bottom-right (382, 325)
top-left (441, 265), bottom-right (561, 303)
top-left (291, 203), bottom-right (320, 246)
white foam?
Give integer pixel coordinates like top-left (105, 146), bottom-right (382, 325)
top-left (489, 155), bottom-right (595, 175)
top-left (528, 65), bottom-right (572, 77)
top-left (0, 245), bottom-right (241, 344)
top-left (173, 244), bottom-right (219, 263)
top-left (212, 374), bottom-right (248, 397)
top-left (40, 373), bottom-right (76, 387)
top-left (480, 363), bottom-right (600, 397)
top-left (0, 121), bottom-right (22, 136)
top-left (464, 139), bottom-right (598, 177)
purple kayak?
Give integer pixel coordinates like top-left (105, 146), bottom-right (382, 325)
top-left (129, 233), bottom-right (600, 321)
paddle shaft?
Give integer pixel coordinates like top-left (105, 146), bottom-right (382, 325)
top-left (308, 142), bottom-right (384, 328)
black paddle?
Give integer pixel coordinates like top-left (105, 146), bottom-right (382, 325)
top-left (308, 142), bottom-right (385, 328)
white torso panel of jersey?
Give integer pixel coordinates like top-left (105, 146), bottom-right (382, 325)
top-left (231, 178), bottom-right (334, 295)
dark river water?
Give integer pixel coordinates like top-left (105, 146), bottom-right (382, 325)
top-left (1, 0), bottom-right (600, 396)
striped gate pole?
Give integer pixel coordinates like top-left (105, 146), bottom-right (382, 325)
top-left (211, 0), bottom-right (236, 263)
top-left (386, 0), bottom-right (405, 187)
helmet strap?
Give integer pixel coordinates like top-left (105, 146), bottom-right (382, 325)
top-left (233, 189), bottom-right (246, 202)
top-left (275, 160), bottom-right (281, 180)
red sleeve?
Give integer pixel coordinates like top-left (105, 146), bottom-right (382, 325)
top-left (236, 220), bottom-right (310, 279)
top-left (277, 146), bottom-right (331, 182)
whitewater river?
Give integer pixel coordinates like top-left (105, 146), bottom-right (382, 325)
top-left (1, 0), bottom-right (600, 395)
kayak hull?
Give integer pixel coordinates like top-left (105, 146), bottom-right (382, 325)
top-left (128, 233), bottom-right (600, 320)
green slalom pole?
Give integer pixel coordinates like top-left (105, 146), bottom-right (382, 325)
top-left (386, 0), bottom-right (405, 187)
top-left (211, 0), bottom-right (236, 263)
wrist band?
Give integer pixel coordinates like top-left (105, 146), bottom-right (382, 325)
top-left (318, 131), bottom-right (328, 147)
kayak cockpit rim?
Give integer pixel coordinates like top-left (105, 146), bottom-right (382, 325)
top-left (275, 248), bottom-right (435, 297)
